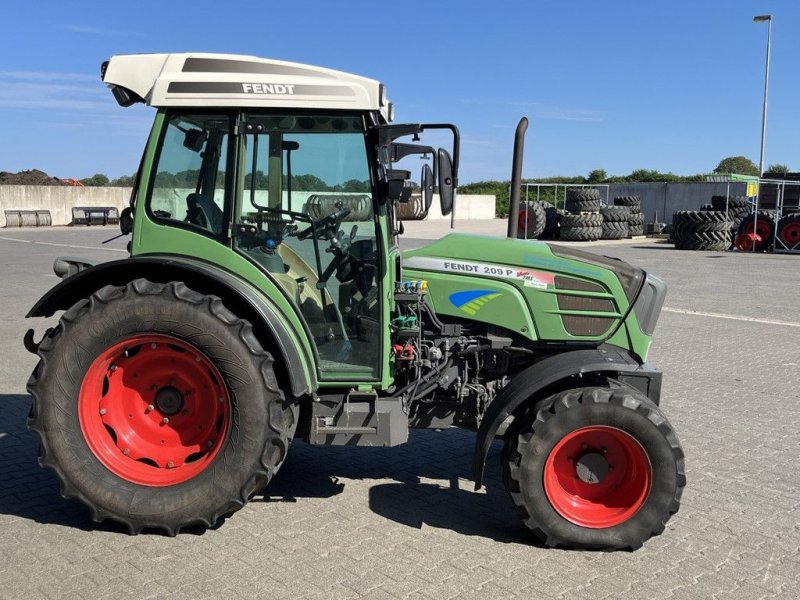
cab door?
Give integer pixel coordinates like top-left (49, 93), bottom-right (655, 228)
top-left (231, 113), bottom-right (384, 381)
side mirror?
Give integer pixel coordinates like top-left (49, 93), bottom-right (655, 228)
top-left (421, 164), bottom-right (434, 212)
top-left (437, 149), bottom-right (455, 216)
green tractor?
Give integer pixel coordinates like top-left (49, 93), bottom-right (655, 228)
top-left (24, 53), bottom-right (684, 550)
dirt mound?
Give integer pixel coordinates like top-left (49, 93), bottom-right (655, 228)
top-left (0, 169), bottom-right (66, 186)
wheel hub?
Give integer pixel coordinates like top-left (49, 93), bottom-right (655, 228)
top-left (155, 386), bottom-right (184, 416)
top-left (575, 452), bottom-right (609, 484)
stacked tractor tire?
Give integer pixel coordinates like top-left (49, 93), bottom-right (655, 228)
top-left (671, 195), bottom-right (797, 252)
top-left (516, 189), bottom-right (646, 242)
top-left (560, 190), bottom-right (644, 241)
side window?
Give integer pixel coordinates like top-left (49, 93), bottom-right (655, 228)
top-left (148, 114), bottom-right (231, 236)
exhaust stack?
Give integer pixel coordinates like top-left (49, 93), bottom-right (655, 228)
top-left (507, 117), bottom-right (528, 239)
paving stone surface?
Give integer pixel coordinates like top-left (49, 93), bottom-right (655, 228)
top-left (0, 228), bottom-right (798, 599)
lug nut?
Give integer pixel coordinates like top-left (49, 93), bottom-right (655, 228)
top-left (218, 397), bottom-right (224, 403)
top-left (150, 343), bottom-right (157, 349)
top-left (123, 448), bottom-right (130, 456)
top-left (195, 356), bottom-right (202, 362)
top-left (110, 364), bottom-right (118, 371)
top-left (99, 408), bottom-right (107, 415)
top-left (601, 446), bottom-right (607, 454)
top-left (167, 461), bottom-right (175, 469)
top-left (161, 417), bottom-right (170, 425)
top-left (608, 465), bottom-right (614, 472)
top-left (581, 443), bottom-right (588, 450)
top-left (206, 440), bottom-right (214, 448)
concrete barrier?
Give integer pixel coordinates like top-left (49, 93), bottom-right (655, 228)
top-left (0, 185), bottom-right (496, 227)
top-left (426, 194), bottom-right (495, 220)
top-left (0, 185), bottom-right (131, 227)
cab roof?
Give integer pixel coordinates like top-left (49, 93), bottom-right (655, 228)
top-left (101, 53), bottom-right (392, 122)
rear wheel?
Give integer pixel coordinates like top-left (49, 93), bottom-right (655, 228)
top-left (27, 279), bottom-right (298, 534)
top-left (503, 385), bottom-right (685, 550)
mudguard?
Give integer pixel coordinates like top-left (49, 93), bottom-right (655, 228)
top-left (26, 254), bottom-right (316, 397)
top-left (472, 345), bottom-right (661, 487)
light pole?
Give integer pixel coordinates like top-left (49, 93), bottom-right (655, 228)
top-left (754, 14), bottom-right (772, 177)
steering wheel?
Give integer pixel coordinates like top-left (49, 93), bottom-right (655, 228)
top-left (297, 206), bottom-right (351, 241)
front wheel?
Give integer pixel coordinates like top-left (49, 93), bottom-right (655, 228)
top-left (503, 385), bottom-right (685, 550)
top-left (27, 279), bottom-right (298, 534)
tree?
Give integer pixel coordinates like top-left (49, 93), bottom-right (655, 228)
top-left (587, 169), bottom-right (607, 183)
top-left (110, 174), bottom-right (136, 187)
top-left (713, 156), bottom-right (758, 176)
top-left (80, 173), bottom-right (110, 186)
top-left (765, 163), bottom-right (790, 176)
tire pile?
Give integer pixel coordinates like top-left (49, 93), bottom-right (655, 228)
top-left (516, 189), bottom-right (646, 242)
top-left (671, 195), bottom-right (800, 252)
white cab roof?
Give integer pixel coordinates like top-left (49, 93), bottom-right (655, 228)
top-left (102, 53), bottom-right (391, 121)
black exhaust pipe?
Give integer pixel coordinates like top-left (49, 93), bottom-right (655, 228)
top-left (507, 117), bottom-right (528, 239)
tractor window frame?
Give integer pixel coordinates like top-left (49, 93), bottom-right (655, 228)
top-left (143, 110), bottom-right (237, 242)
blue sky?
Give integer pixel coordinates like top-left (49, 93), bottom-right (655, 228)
top-left (1, 0), bottom-right (797, 183)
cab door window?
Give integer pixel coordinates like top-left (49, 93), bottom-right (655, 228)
top-left (233, 114), bottom-right (381, 378)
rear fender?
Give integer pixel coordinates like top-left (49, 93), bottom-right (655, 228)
top-left (26, 255), bottom-right (316, 397)
top-left (472, 345), bottom-right (661, 487)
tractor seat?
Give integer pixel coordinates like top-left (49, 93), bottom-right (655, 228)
top-left (186, 193), bottom-right (223, 234)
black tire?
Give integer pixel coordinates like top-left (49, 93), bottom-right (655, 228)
top-left (27, 279), bottom-right (298, 534)
top-left (613, 195), bottom-right (640, 209)
top-left (601, 221), bottom-right (629, 239)
top-left (711, 195), bottom-right (749, 212)
top-left (736, 211), bottom-right (776, 252)
top-left (600, 206), bottom-right (630, 222)
top-left (561, 213), bottom-right (602, 227)
top-left (672, 210), bottom-right (730, 233)
top-left (559, 226), bottom-right (602, 241)
top-left (628, 224), bottom-right (644, 237)
top-left (503, 385), bottom-right (685, 550)
top-left (538, 201), bottom-right (560, 239)
top-left (627, 213), bottom-right (645, 226)
top-left (673, 230), bottom-right (731, 251)
top-left (517, 201), bottom-right (547, 239)
top-left (565, 188), bottom-right (601, 213)
top-left (776, 213), bottom-right (800, 249)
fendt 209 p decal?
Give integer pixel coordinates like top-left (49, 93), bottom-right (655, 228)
top-left (403, 256), bottom-right (554, 289)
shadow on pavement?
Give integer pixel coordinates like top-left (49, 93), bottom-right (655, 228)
top-left (261, 428), bottom-right (536, 546)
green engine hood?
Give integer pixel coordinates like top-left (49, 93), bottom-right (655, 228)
top-left (401, 234), bottom-right (652, 358)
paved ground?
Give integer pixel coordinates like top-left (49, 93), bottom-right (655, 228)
top-left (1, 225), bottom-right (799, 599)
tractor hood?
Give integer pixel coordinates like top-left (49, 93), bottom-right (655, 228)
top-left (402, 234), bottom-right (662, 360)
top-left (402, 234), bottom-right (644, 301)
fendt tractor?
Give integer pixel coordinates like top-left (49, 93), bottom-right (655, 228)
top-left (24, 53), bottom-right (684, 550)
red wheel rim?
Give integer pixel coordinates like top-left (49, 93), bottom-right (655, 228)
top-left (735, 233), bottom-right (761, 251)
top-left (517, 208), bottom-right (530, 232)
top-left (780, 222), bottom-right (800, 245)
top-left (79, 335), bottom-right (230, 486)
top-left (744, 218), bottom-right (772, 240)
top-left (543, 426), bottom-right (652, 528)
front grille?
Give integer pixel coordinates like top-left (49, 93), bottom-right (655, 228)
top-left (562, 315), bottom-right (615, 336)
